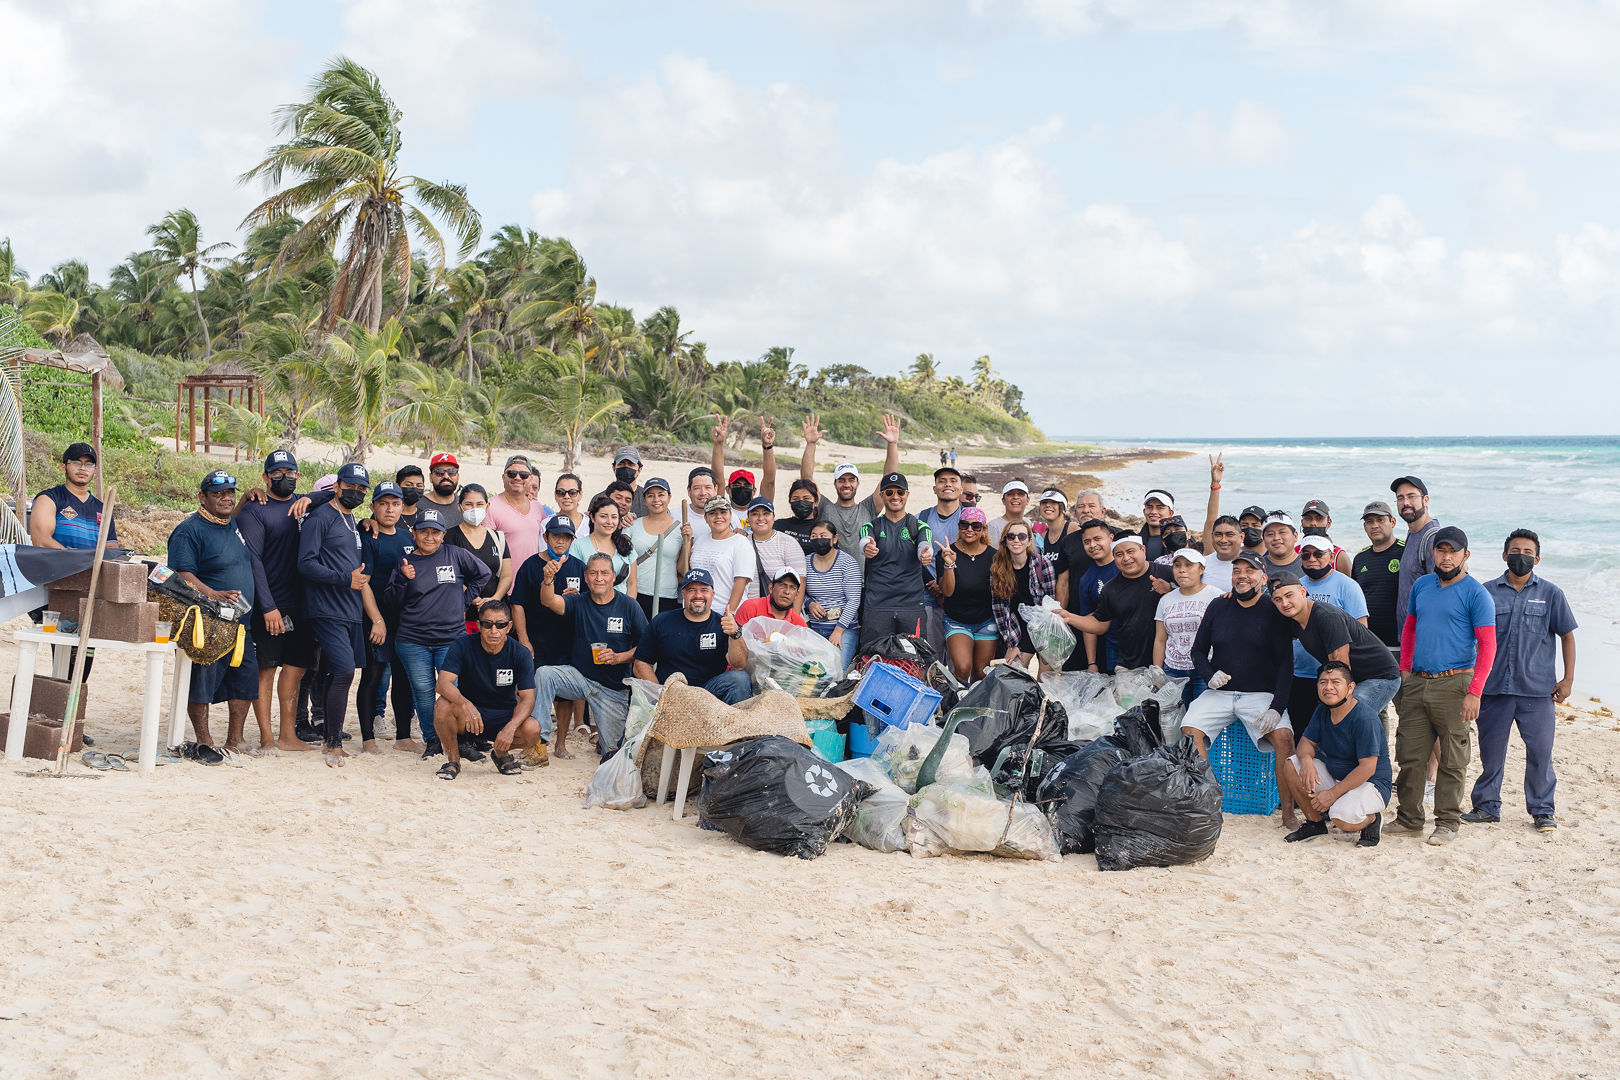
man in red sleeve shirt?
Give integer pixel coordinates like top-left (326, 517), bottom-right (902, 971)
top-left (731, 567), bottom-right (809, 630)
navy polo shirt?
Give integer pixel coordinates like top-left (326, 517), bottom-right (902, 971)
top-left (1482, 573), bottom-right (1577, 698)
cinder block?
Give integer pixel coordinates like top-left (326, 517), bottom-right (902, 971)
top-left (0, 712), bottom-right (84, 757)
top-left (17, 674), bottom-right (88, 722)
top-left (98, 559), bottom-right (150, 603)
top-left (77, 598), bottom-right (158, 643)
top-left (52, 569), bottom-right (93, 592)
top-left (46, 587), bottom-right (88, 620)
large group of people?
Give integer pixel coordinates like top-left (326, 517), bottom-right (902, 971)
top-left (35, 421), bottom-right (1576, 847)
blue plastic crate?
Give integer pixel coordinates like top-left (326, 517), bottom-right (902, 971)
top-left (852, 663), bottom-right (943, 731)
top-left (1209, 725), bottom-right (1281, 816)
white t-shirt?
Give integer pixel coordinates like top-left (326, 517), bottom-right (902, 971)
top-left (689, 531), bottom-right (755, 612)
top-left (1202, 554), bottom-right (1236, 593)
top-left (1154, 584), bottom-right (1220, 670)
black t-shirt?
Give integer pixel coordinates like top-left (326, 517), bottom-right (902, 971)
top-left (1093, 571), bottom-right (1159, 669)
top-left (564, 591), bottom-right (648, 689)
top-left (1351, 540), bottom-right (1405, 647)
top-left (510, 551), bottom-right (585, 667)
top-left (167, 513), bottom-right (255, 615)
top-left (360, 528), bottom-right (414, 626)
top-left (1051, 529), bottom-right (1096, 610)
top-left (441, 634), bottom-right (534, 714)
top-left (1293, 600), bottom-right (1401, 683)
top-left (1010, 560), bottom-right (1035, 652)
top-left (635, 610), bottom-right (731, 686)
top-left (775, 515), bottom-right (818, 553)
top-left (941, 544), bottom-right (993, 625)
top-left (445, 525), bottom-right (503, 620)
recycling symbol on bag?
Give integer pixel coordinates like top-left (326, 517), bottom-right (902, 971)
top-left (802, 763), bottom-right (840, 799)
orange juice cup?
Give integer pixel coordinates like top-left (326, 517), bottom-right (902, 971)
top-left (591, 642), bottom-right (609, 664)
top-left (41, 610), bottom-right (59, 633)
top-left (155, 620), bottom-right (172, 644)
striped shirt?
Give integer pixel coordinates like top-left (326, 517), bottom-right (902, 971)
top-left (33, 484), bottom-right (115, 550)
top-left (806, 550), bottom-right (862, 630)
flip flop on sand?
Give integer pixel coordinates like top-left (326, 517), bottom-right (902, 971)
top-left (436, 761), bottom-right (460, 781)
top-left (104, 753), bottom-right (130, 772)
top-left (80, 751), bottom-right (111, 770)
top-left (492, 753), bottom-right (522, 776)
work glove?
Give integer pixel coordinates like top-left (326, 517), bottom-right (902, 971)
top-left (1256, 709), bottom-right (1283, 736)
top-left (1207, 670), bottom-right (1231, 690)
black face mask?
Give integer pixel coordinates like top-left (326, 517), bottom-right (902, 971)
top-left (1303, 525), bottom-right (1330, 538)
top-left (730, 485), bottom-right (754, 507)
top-left (790, 499), bottom-right (815, 519)
top-left (338, 488), bottom-right (366, 510)
top-left (400, 488), bottom-right (422, 506)
top-left (1232, 586), bottom-right (1258, 602)
top-left (1436, 564), bottom-right (1463, 582)
top-left (1162, 531), bottom-right (1188, 551)
top-left (615, 466), bottom-right (638, 485)
top-left (807, 537), bottom-right (833, 555)
top-left (1505, 553), bottom-right (1535, 577)
top-left (1304, 563), bottom-right (1333, 580)
top-left (269, 476), bottom-right (297, 498)
top-left (1242, 527), bottom-right (1263, 547)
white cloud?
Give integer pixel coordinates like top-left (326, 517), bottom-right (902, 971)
top-left (1122, 99), bottom-right (1290, 166)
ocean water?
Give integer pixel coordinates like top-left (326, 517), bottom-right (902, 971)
top-left (1074, 436), bottom-right (1620, 702)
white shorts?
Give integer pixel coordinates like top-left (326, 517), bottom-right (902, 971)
top-left (1181, 690), bottom-right (1286, 752)
top-left (1288, 756), bottom-right (1388, 823)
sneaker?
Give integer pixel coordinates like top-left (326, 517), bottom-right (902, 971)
top-left (1285, 819), bottom-right (1330, 843)
top-left (1533, 815), bottom-right (1558, 833)
top-left (1460, 809), bottom-right (1500, 824)
top-left (1425, 826), bottom-right (1457, 846)
top-left (294, 723), bottom-right (322, 744)
top-left (421, 742), bottom-right (444, 759)
top-left (457, 737), bottom-right (486, 763)
top-left (175, 741), bottom-right (224, 766)
top-left (1385, 819), bottom-right (1425, 836)
top-left (1357, 815), bottom-right (1382, 848)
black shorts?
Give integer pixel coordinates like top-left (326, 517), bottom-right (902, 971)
top-left (189, 631), bottom-right (260, 705)
top-left (312, 619), bottom-right (365, 674)
top-left (252, 612), bottom-right (317, 670)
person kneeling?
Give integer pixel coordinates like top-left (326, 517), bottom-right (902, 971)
top-left (432, 600), bottom-right (538, 780)
top-left (1281, 661), bottom-right (1393, 847)
top-left (632, 568), bottom-right (753, 704)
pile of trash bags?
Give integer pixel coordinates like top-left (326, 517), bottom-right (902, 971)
top-left (1041, 666), bottom-right (1189, 744)
top-left (742, 617), bottom-right (845, 696)
top-left (584, 679), bottom-right (664, 811)
top-left (697, 736), bottom-right (871, 859)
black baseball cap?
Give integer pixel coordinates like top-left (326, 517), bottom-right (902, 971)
top-left (199, 469), bottom-right (237, 492)
top-left (263, 449), bottom-right (297, 473)
top-left (1431, 525), bottom-right (1469, 551)
top-left (1232, 549), bottom-right (1267, 569)
top-left (62, 442), bottom-right (97, 464)
top-left (880, 472), bottom-right (909, 492)
top-left (1268, 567), bottom-right (1305, 590)
top-left (933, 466), bottom-right (961, 480)
top-left (1390, 475), bottom-right (1428, 496)
top-left (1239, 505), bottom-right (1267, 523)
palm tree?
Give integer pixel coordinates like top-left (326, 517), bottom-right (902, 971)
top-left (102, 251), bottom-right (182, 353)
top-left (0, 239), bottom-right (27, 307)
top-left (468, 383), bottom-right (507, 464)
top-left (512, 341), bottom-right (624, 473)
top-left (972, 354), bottom-right (995, 395)
top-left (393, 359), bottom-right (466, 455)
top-left (38, 260), bottom-right (91, 299)
top-left (23, 291), bottom-right (84, 345)
top-left (239, 57), bottom-right (481, 332)
top-left (909, 352), bottom-right (937, 386)
top-left (234, 311), bottom-right (332, 454)
top-left (480, 224), bottom-right (546, 295)
top-left (615, 349), bottom-right (704, 438)
top-left (431, 262), bottom-right (501, 382)
top-left (592, 304), bottom-right (642, 377)
top-left (313, 318), bottom-right (406, 463)
top-left (512, 238), bottom-right (595, 353)
top-left (146, 208), bottom-right (232, 358)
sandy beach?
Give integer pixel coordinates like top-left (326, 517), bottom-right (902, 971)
top-left (2, 616), bottom-right (1617, 1079)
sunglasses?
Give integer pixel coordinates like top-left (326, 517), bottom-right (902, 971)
top-left (961, 493), bottom-right (980, 503)
top-left (204, 475), bottom-right (238, 490)
top-left (555, 488), bottom-right (581, 497)
top-left (430, 466), bottom-right (458, 476)
top-left (505, 470), bottom-right (532, 480)
top-left (1005, 532), bottom-right (1031, 542)
top-left (960, 522), bottom-right (984, 530)
top-left (478, 619), bottom-right (511, 630)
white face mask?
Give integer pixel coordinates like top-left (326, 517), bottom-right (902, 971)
top-left (463, 507), bottom-right (487, 526)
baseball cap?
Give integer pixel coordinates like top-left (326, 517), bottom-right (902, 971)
top-left (880, 472), bottom-right (909, 492)
top-left (503, 454), bottom-right (533, 470)
top-left (1171, 548), bottom-right (1205, 566)
top-left (613, 446), bottom-right (642, 466)
top-left (1302, 499), bottom-right (1330, 518)
top-left (372, 481), bottom-right (403, 502)
top-left (412, 508), bottom-right (447, 532)
top-left (769, 565), bottom-right (802, 584)
top-left (199, 468), bottom-right (237, 492)
top-left (832, 463), bottom-right (860, 481)
top-left (543, 513), bottom-right (576, 537)
top-left (1232, 549), bottom-right (1267, 569)
top-left (263, 449), bottom-right (296, 473)
top-left (61, 442), bottom-right (97, 464)
top-left (643, 477), bottom-right (670, 493)
top-left (1239, 504), bottom-right (1267, 523)
top-left (1263, 511), bottom-right (1297, 532)
top-left (702, 496), bottom-right (732, 515)
top-left (338, 462), bottom-right (370, 487)
top-left (1431, 525), bottom-right (1469, 551)
top-left (1001, 480), bottom-right (1029, 495)
top-left (1039, 488), bottom-right (1068, 507)
top-left (1143, 488), bottom-right (1175, 509)
top-left (960, 506), bottom-right (989, 526)
top-left (681, 568), bottom-right (714, 591)
top-left (1362, 500), bottom-right (1395, 519)
top-left (1268, 567), bottom-right (1304, 589)
top-left (429, 452), bottom-right (459, 469)
top-left (1110, 533), bottom-right (1145, 552)
top-left (747, 496), bottom-right (775, 513)
top-left (934, 465), bottom-right (962, 480)
top-left (313, 474), bottom-right (337, 493)
top-left (727, 469), bottom-right (756, 486)
top-left (1300, 535), bottom-right (1334, 553)
top-left (1390, 475), bottom-right (1428, 496)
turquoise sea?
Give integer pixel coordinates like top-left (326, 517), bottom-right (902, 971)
top-left (1075, 436), bottom-right (1620, 702)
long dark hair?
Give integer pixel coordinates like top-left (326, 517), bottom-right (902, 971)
top-left (586, 493), bottom-right (632, 557)
top-left (990, 524), bottom-right (1033, 600)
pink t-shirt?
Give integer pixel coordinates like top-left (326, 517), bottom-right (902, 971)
top-left (485, 495), bottom-right (552, 570)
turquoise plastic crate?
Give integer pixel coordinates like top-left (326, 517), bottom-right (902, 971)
top-left (1209, 725), bottom-right (1280, 815)
top-left (852, 663), bottom-right (943, 731)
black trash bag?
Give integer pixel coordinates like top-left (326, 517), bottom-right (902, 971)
top-left (1113, 702), bottom-right (1166, 757)
top-left (1035, 739), bottom-right (1131, 854)
top-left (697, 736), bottom-right (873, 860)
top-left (1092, 737), bottom-right (1223, 871)
top-left (952, 665), bottom-right (1077, 765)
top-left (858, 633), bottom-right (939, 670)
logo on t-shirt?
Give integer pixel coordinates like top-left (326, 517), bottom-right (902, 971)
top-left (1387, 559), bottom-right (1400, 573)
top-left (607, 617), bottom-right (624, 633)
top-left (566, 577), bottom-right (580, 591)
top-left (435, 564), bottom-right (457, 583)
top-left (495, 668), bottom-right (513, 686)
top-left (700, 632), bottom-right (718, 650)
top-left (61, 507), bottom-right (77, 520)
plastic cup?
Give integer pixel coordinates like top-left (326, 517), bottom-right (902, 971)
top-left (41, 610), bottom-right (59, 633)
top-left (155, 620), bottom-right (172, 644)
top-left (591, 642), bottom-right (609, 664)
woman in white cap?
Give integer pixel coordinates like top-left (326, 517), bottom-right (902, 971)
top-left (1032, 488), bottom-right (1076, 567)
top-left (1152, 548), bottom-right (1219, 703)
top-left (987, 479), bottom-right (1030, 545)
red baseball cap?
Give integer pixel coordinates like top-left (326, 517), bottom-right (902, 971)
top-left (727, 469), bottom-right (756, 486)
top-left (429, 452), bottom-right (459, 469)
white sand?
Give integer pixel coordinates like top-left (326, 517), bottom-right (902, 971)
top-left (2, 620), bottom-right (1618, 1078)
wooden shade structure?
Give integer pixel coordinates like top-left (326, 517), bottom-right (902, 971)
top-left (9, 334), bottom-right (124, 517)
top-left (175, 358), bottom-right (262, 459)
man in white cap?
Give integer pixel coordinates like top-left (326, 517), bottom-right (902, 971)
top-left (797, 412), bottom-right (900, 565)
top-left (1262, 510), bottom-right (1305, 580)
top-left (987, 479), bottom-right (1030, 545)
top-left (1141, 488), bottom-right (1175, 560)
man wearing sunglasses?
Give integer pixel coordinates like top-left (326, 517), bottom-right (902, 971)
top-left (298, 462), bottom-right (377, 768)
top-left (858, 472), bottom-right (935, 652)
top-left (430, 600), bottom-right (538, 780)
top-left (486, 454), bottom-right (551, 571)
top-left (959, 474), bottom-right (981, 511)
top-left (419, 452), bottom-right (463, 529)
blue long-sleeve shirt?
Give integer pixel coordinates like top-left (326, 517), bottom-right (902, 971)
top-left (297, 501), bottom-right (364, 623)
top-left (383, 545), bottom-right (491, 646)
top-left (1190, 595), bottom-right (1292, 713)
top-left (236, 495), bottom-right (304, 619)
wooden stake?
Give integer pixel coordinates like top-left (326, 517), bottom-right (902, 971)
top-left (54, 486), bottom-right (116, 775)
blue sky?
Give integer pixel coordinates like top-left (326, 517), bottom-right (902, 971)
top-left (5, 1), bottom-right (1620, 437)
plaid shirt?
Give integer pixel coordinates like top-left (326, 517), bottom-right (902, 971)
top-left (991, 553), bottom-right (1055, 646)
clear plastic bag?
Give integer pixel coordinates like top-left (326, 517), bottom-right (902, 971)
top-left (835, 757), bottom-right (910, 853)
top-left (1113, 667), bottom-right (1157, 710)
top-left (742, 617), bottom-right (845, 696)
top-left (1041, 670), bottom-right (1118, 743)
top-left (904, 778), bottom-right (1061, 861)
top-left (584, 679), bottom-right (662, 811)
top-left (872, 723), bottom-right (975, 794)
top-left (1017, 595), bottom-right (1076, 668)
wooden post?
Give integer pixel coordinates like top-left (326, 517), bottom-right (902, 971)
top-left (12, 356), bottom-right (27, 536)
top-left (202, 385), bottom-right (211, 454)
top-left (54, 486), bottom-right (116, 775)
top-left (174, 382), bottom-right (182, 451)
top-left (187, 385), bottom-right (196, 452)
top-left (91, 372), bottom-right (104, 501)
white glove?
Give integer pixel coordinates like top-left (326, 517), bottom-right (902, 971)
top-left (1256, 708), bottom-right (1282, 736)
top-left (1208, 670), bottom-right (1231, 690)
top-left (1113, 664), bottom-right (1127, 675)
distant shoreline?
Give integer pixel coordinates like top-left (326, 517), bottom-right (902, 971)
top-left (968, 446), bottom-right (1194, 506)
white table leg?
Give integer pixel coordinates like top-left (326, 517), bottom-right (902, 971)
top-left (674, 747), bottom-right (699, 821)
top-left (655, 743), bottom-right (676, 808)
top-left (51, 641), bottom-right (71, 679)
top-left (167, 650), bottom-right (192, 748)
top-left (5, 639), bottom-right (40, 761)
top-left (138, 651), bottom-right (165, 776)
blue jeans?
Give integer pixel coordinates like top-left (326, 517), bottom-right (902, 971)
top-left (810, 622), bottom-right (860, 674)
top-left (702, 669), bottom-right (754, 704)
top-left (1163, 666), bottom-right (1206, 706)
top-left (1355, 676), bottom-right (1400, 719)
top-left (1472, 693), bottom-right (1557, 817)
top-left (536, 665), bottom-right (631, 760)
top-left (394, 641), bottom-right (450, 749)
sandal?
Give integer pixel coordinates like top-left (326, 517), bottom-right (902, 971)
top-left (436, 761), bottom-right (461, 780)
top-left (104, 753), bottom-right (130, 772)
top-left (492, 753), bottom-right (522, 776)
top-left (81, 751), bottom-right (111, 771)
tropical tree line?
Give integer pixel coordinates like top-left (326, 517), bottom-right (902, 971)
top-left (0, 57), bottom-right (1037, 469)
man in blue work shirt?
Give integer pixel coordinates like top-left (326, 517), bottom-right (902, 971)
top-left (1462, 529), bottom-right (1577, 833)
top-left (168, 469), bottom-right (258, 765)
top-left (297, 462), bottom-right (374, 768)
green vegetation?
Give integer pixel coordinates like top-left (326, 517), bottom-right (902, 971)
top-left (1, 56), bottom-right (1041, 502)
